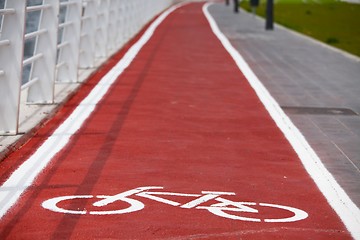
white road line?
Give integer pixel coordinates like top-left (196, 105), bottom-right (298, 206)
top-left (0, 2), bottom-right (186, 219)
top-left (202, 3), bottom-right (360, 239)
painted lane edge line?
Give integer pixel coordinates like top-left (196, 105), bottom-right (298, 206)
top-left (202, 2), bottom-right (360, 239)
top-left (0, 2), bottom-right (186, 219)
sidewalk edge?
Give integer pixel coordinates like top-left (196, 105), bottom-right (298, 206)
top-left (204, 3), bottom-right (360, 239)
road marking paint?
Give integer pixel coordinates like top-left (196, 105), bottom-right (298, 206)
top-left (203, 2), bottom-right (360, 239)
top-left (42, 186), bottom-right (309, 223)
top-left (137, 191), bottom-right (200, 207)
top-left (181, 194), bottom-right (221, 209)
top-left (0, 2), bottom-right (187, 219)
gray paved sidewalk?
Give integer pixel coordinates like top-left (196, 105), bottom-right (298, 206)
top-left (209, 3), bottom-right (360, 207)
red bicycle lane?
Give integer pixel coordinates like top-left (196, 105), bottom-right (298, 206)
top-left (0, 2), bottom-right (355, 239)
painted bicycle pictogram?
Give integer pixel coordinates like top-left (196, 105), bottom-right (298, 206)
top-left (42, 186), bottom-right (308, 223)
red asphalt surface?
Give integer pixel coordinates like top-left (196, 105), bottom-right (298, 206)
top-left (0, 2), bottom-right (352, 239)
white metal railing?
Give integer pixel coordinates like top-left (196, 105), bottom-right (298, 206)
top-left (56, 0), bottom-right (81, 83)
top-left (0, 1), bottom-right (26, 135)
top-left (0, 0), bottom-right (177, 135)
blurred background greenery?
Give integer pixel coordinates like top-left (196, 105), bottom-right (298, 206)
top-left (240, 0), bottom-right (360, 57)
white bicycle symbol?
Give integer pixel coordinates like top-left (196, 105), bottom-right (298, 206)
top-left (42, 186), bottom-right (308, 223)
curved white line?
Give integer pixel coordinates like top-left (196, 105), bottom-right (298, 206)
top-left (260, 203), bottom-right (308, 223)
top-left (42, 195), bottom-right (92, 215)
top-left (202, 3), bottom-right (360, 239)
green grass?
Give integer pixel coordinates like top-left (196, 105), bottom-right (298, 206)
top-left (241, 0), bottom-right (360, 57)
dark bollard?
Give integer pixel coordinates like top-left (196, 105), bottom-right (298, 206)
top-left (266, 0), bottom-right (274, 30)
top-left (225, 0), bottom-right (229, 5)
top-left (233, 0), bottom-right (239, 13)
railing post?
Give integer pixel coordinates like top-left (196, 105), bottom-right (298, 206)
top-left (106, 0), bottom-right (118, 54)
top-left (79, 0), bottom-right (96, 69)
top-left (122, 2), bottom-right (131, 43)
top-left (95, 0), bottom-right (110, 58)
top-left (115, 1), bottom-right (126, 47)
top-left (129, 1), bottom-right (138, 37)
top-left (27, 0), bottom-right (59, 104)
top-left (56, 0), bottom-right (82, 83)
top-left (0, 1), bottom-right (26, 135)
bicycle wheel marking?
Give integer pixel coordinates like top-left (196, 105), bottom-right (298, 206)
top-left (41, 186), bottom-right (308, 223)
top-left (259, 203), bottom-right (309, 223)
top-left (42, 195), bottom-right (92, 215)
